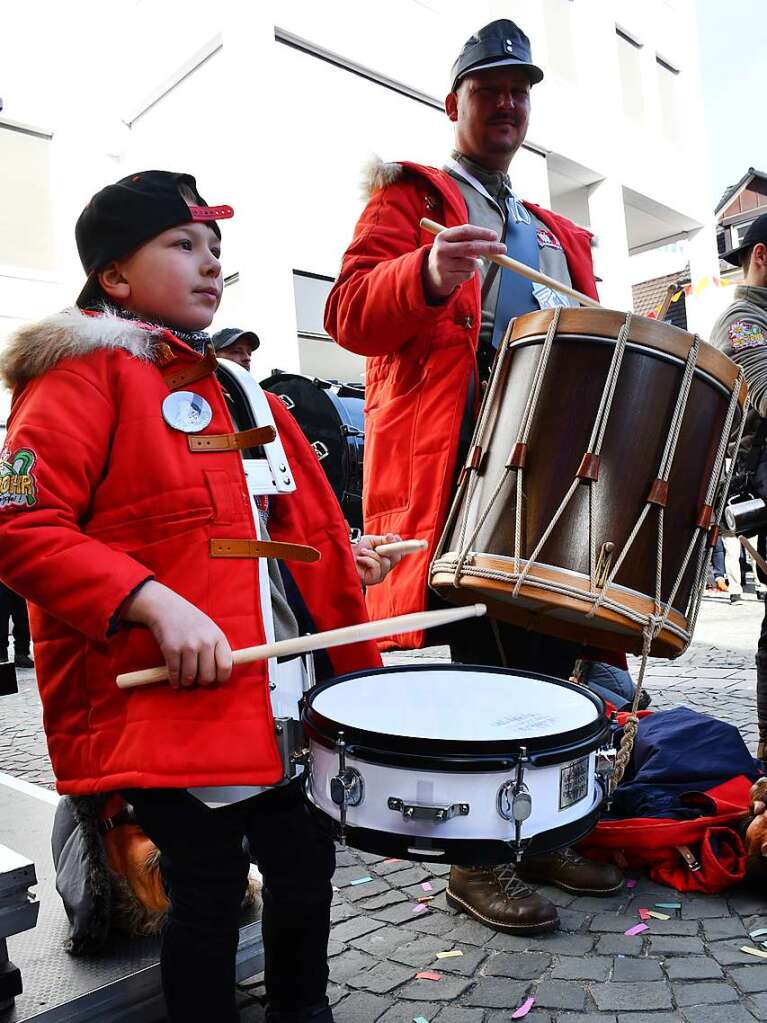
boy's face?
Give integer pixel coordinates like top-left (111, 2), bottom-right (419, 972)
top-left (98, 220), bottom-right (223, 331)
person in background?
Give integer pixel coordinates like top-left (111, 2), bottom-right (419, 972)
top-left (212, 326), bottom-right (259, 371)
top-left (0, 581), bottom-right (32, 667)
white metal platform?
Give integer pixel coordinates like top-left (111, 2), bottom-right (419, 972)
top-left (0, 777), bottom-right (264, 1022)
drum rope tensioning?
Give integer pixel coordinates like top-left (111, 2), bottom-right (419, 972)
top-left (431, 307), bottom-right (748, 791)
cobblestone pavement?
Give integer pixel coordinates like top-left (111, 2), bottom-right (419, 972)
top-left (2, 595), bottom-right (767, 1021)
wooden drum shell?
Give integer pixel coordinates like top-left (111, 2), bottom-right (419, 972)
top-left (431, 309), bottom-right (747, 659)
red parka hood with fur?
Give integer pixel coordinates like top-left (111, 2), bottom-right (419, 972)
top-left (0, 309), bottom-right (379, 794)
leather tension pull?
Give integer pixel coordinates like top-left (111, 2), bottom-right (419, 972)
top-left (188, 426), bottom-right (276, 452)
top-left (210, 539), bottom-right (321, 563)
top-left (162, 345), bottom-right (219, 390)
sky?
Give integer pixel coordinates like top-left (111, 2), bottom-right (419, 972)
top-left (697, 0), bottom-right (767, 207)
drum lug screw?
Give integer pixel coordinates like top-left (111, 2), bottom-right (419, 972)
top-left (331, 732), bottom-right (364, 845)
top-left (497, 746), bottom-right (533, 859)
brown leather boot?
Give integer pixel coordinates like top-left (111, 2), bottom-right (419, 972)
top-left (516, 845), bottom-right (624, 895)
top-left (446, 864), bottom-right (558, 934)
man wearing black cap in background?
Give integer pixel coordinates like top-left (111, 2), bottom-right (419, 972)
top-left (712, 212), bottom-right (767, 759)
top-left (213, 326), bottom-right (260, 371)
top-left (326, 20), bottom-right (623, 935)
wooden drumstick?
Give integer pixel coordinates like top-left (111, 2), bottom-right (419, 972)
top-left (371, 539), bottom-right (428, 556)
top-left (116, 603), bottom-right (487, 690)
top-left (420, 218), bottom-right (603, 310)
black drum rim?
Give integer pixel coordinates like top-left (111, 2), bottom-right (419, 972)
top-left (303, 664), bottom-right (608, 766)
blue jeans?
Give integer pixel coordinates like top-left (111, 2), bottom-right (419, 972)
top-left (583, 661), bottom-right (636, 710)
top-left (711, 537), bottom-right (726, 580)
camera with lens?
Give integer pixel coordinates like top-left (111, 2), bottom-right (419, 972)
top-left (724, 492), bottom-right (767, 536)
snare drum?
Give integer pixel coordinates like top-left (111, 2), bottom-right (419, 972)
top-left (431, 308), bottom-right (747, 658)
top-left (302, 665), bottom-right (610, 863)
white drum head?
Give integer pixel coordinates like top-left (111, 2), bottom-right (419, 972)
top-left (309, 668), bottom-right (598, 742)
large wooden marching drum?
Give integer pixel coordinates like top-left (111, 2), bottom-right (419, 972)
top-left (431, 308), bottom-right (747, 658)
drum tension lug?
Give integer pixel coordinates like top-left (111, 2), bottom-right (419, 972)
top-left (331, 732), bottom-right (365, 846)
top-left (594, 542), bottom-right (615, 590)
top-left (497, 746), bottom-right (533, 860)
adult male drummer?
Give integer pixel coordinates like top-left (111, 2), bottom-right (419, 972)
top-left (325, 19), bottom-right (623, 934)
top-left (212, 326), bottom-right (259, 371)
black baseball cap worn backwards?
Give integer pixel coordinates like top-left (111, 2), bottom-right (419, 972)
top-left (75, 170), bottom-right (233, 308)
top-left (722, 212), bottom-right (767, 267)
top-left (451, 19), bottom-right (544, 92)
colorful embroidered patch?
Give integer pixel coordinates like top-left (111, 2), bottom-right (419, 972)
top-left (537, 227), bottom-right (562, 250)
top-left (0, 448), bottom-right (38, 509)
top-left (728, 319), bottom-right (766, 349)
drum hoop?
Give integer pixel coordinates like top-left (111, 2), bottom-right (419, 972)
top-left (305, 790), bottom-right (604, 863)
top-left (302, 664), bottom-right (607, 763)
top-left (509, 334), bottom-right (741, 412)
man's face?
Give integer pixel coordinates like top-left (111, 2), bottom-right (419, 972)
top-left (446, 67), bottom-right (531, 170)
top-left (218, 340), bottom-right (253, 370)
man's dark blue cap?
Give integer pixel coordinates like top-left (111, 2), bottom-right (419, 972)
top-left (450, 19), bottom-right (544, 92)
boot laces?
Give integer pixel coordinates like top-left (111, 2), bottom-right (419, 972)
top-left (492, 863), bottom-right (535, 899)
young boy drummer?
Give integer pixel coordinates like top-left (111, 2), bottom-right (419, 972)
top-left (0, 171), bottom-right (400, 1023)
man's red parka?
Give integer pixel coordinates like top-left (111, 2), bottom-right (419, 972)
top-left (324, 160), bottom-right (598, 648)
top-left (0, 308), bottom-right (380, 795)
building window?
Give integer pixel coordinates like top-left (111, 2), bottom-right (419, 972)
top-left (544, 0), bottom-right (578, 81)
top-left (293, 270), bottom-right (334, 341)
top-left (616, 27), bottom-right (644, 123)
top-left (0, 123), bottom-right (55, 272)
top-left (656, 56), bottom-right (680, 144)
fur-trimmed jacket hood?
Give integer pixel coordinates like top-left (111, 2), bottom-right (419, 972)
top-left (0, 307), bottom-right (164, 391)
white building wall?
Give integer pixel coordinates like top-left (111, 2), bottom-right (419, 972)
top-left (0, 0), bottom-right (720, 406)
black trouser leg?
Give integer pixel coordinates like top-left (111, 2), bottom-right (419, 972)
top-left (244, 783), bottom-right (335, 1016)
top-left (124, 789), bottom-right (248, 1023)
top-left (756, 600), bottom-right (767, 753)
top-left (0, 585), bottom-right (12, 655)
top-left (9, 591), bottom-right (29, 656)
top-left (448, 614), bottom-right (580, 678)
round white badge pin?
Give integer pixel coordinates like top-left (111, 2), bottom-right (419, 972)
top-left (161, 391), bottom-right (213, 433)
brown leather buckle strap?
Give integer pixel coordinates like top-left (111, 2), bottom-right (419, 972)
top-left (210, 539), bottom-right (321, 563)
top-left (188, 426), bottom-right (276, 452)
top-left (162, 345), bottom-right (219, 390)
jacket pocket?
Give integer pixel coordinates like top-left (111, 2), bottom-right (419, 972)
top-left (364, 387), bottom-right (422, 517)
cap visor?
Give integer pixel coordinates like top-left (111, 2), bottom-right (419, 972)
top-left (76, 274), bottom-right (105, 310)
top-left (722, 244), bottom-right (746, 267)
top-left (188, 203), bottom-right (234, 223)
top-left (455, 56), bottom-right (544, 88)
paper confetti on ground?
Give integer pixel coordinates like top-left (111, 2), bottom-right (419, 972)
top-left (413, 1017), bottom-right (430, 1023)
top-left (417, 896), bottom-right (434, 903)
top-left (647, 911), bottom-right (670, 921)
top-left (625, 923), bottom-right (649, 936)
top-left (422, 881), bottom-right (433, 892)
top-left (350, 876), bottom-right (373, 886)
top-left (412, 902), bottom-right (428, 913)
top-left (384, 858), bottom-right (401, 864)
top-left (625, 879), bottom-right (638, 888)
top-left (512, 997), bottom-right (536, 1019)
top-left (638, 908), bottom-right (651, 921)
top-left (742, 946), bottom-right (767, 959)
top-left (415, 971), bottom-right (442, 981)
top-left (656, 902), bottom-right (682, 910)
top-left (436, 950), bottom-right (463, 959)
top-left (750, 928), bottom-right (767, 940)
